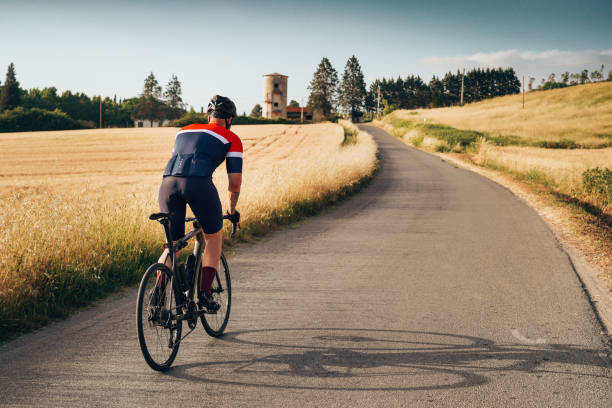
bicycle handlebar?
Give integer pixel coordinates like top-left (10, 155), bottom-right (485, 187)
top-left (222, 214), bottom-right (239, 238)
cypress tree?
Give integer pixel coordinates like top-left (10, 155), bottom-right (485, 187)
top-left (307, 57), bottom-right (338, 120)
top-left (338, 55), bottom-right (367, 121)
top-left (429, 76), bottom-right (444, 107)
top-left (0, 63), bottom-right (21, 111)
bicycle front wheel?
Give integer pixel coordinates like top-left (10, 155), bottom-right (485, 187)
top-left (200, 254), bottom-right (231, 337)
top-left (137, 263), bottom-right (182, 371)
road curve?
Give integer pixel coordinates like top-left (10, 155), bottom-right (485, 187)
top-left (0, 125), bottom-right (610, 407)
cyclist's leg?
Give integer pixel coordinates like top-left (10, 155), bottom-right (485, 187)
top-left (183, 177), bottom-right (223, 296)
top-left (157, 176), bottom-right (187, 287)
top-left (201, 229), bottom-right (223, 294)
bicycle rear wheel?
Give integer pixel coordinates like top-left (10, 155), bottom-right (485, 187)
top-left (137, 263), bottom-right (182, 371)
top-left (200, 254), bottom-right (231, 337)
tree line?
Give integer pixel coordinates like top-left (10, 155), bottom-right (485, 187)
top-left (0, 63), bottom-right (185, 131)
top-left (306, 56), bottom-right (524, 121)
top-left (531, 65), bottom-right (611, 91)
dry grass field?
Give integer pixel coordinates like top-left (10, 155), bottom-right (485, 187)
top-left (474, 143), bottom-right (612, 194)
top-left (0, 124), bottom-right (377, 336)
top-left (394, 81), bottom-right (612, 148)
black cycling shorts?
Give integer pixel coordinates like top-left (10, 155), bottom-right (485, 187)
top-left (158, 176), bottom-right (223, 239)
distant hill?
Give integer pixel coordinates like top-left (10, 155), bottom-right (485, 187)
top-left (389, 81), bottom-right (612, 148)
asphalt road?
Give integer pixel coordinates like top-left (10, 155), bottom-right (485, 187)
top-left (1, 125), bottom-right (610, 407)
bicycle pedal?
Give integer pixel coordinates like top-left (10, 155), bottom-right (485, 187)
top-left (197, 306), bottom-right (217, 315)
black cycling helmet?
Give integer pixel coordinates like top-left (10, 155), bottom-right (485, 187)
top-left (207, 95), bottom-right (237, 119)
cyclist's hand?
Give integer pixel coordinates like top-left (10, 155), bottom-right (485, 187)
top-left (224, 210), bottom-right (240, 237)
top-left (225, 210), bottom-right (240, 224)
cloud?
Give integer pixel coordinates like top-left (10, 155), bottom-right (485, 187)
top-left (422, 49), bottom-right (612, 78)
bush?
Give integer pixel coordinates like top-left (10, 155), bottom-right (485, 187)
top-left (232, 115), bottom-right (294, 125)
top-left (424, 123), bottom-right (484, 148)
top-left (0, 107), bottom-right (88, 132)
top-left (411, 134), bottom-right (424, 147)
top-left (519, 169), bottom-right (557, 188)
top-left (166, 111), bottom-right (208, 127)
top-left (167, 113), bottom-right (295, 127)
top-left (537, 139), bottom-right (580, 149)
top-left (435, 144), bottom-right (451, 152)
top-left (583, 167), bottom-right (612, 205)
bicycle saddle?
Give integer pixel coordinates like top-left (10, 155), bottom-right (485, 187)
top-left (149, 212), bottom-right (170, 221)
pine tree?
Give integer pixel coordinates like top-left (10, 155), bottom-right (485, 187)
top-left (0, 63), bottom-right (21, 112)
top-left (132, 72), bottom-right (165, 122)
top-left (504, 68), bottom-right (521, 94)
top-left (164, 74), bottom-right (183, 109)
top-left (429, 76), bottom-right (444, 107)
top-left (307, 57), bottom-right (338, 120)
top-left (143, 72), bottom-right (162, 98)
top-left (338, 55), bottom-right (367, 121)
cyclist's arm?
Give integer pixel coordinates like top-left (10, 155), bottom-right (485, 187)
top-left (225, 135), bottom-right (243, 215)
top-left (227, 173), bottom-right (241, 214)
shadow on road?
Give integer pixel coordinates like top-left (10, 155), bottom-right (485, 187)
top-left (166, 328), bottom-right (611, 391)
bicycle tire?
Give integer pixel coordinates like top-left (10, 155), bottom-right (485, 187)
top-left (200, 254), bottom-right (231, 337)
top-left (137, 263), bottom-right (182, 371)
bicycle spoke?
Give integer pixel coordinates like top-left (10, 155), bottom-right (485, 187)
top-left (137, 263), bottom-right (182, 371)
top-left (201, 255), bottom-right (231, 336)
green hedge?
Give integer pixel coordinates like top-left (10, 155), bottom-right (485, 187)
top-left (583, 167), bottom-right (612, 205)
top-left (167, 113), bottom-right (295, 127)
top-left (0, 107), bottom-right (89, 132)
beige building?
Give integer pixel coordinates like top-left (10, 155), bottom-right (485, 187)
top-left (133, 119), bottom-right (170, 128)
top-left (263, 73), bottom-right (288, 119)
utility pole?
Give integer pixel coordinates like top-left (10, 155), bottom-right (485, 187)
top-left (99, 97), bottom-right (102, 128)
top-left (522, 76), bottom-right (525, 109)
top-left (300, 97), bottom-right (304, 124)
top-left (376, 84), bottom-right (381, 118)
top-left (460, 68), bottom-right (465, 106)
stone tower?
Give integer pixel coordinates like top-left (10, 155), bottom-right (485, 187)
top-left (263, 73), bottom-right (288, 119)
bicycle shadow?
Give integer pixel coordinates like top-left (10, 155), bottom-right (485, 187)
top-left (167, 328), bottom-right (611, 391)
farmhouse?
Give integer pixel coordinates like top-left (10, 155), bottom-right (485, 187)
top-left (133, 119), bottom-right (170, 128)
top-left (286, 106), bottom-right (313, 121)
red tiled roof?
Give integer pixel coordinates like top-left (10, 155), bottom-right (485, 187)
top-left (286, 106), bottom-right (310, 113)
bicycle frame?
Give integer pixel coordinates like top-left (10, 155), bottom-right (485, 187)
top-left (158, 217), bottom-right (204, 310)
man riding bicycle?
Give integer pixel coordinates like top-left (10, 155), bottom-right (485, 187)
top-left (157, 95), bottom-right (242, 311)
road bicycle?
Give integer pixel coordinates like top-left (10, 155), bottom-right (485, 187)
top-left (136, 212), bottom-right (237, 371)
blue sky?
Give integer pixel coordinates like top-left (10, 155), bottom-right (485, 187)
top-left (1, 0), bottom-right (610, 113)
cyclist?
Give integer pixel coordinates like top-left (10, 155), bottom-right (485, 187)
top-left (157, 95), bottom-right (242, 311)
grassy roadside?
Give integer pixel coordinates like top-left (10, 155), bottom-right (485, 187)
top-left (0, 125), bottom-right (378, 341)
top-left (376, 116), bottom-right (612, 290)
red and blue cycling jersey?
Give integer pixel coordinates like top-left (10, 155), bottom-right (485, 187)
top-left (163, 123), bottom-right (243, 178)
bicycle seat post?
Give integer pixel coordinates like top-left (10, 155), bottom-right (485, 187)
top-left (156, 216), bottom-right (176, 269)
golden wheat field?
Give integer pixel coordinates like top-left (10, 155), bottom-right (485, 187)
top-left (397, 81), bottom-right (612, 147)
top-left (0, 123), bottom-right (377, 333)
